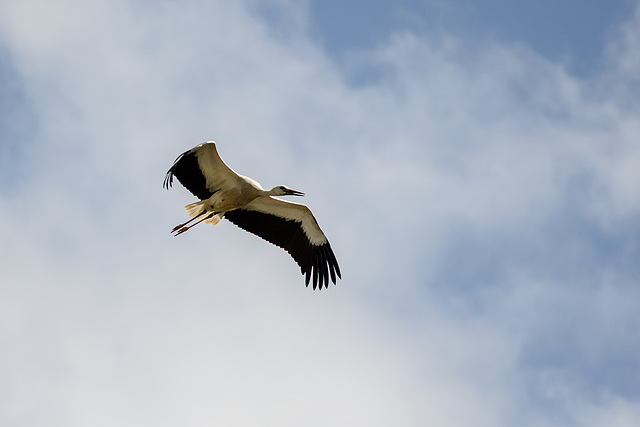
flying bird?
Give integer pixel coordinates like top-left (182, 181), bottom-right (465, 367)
top-left (163, 141), bottom-right (341, 289)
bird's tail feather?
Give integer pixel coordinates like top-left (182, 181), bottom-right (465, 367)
top-left (184, 201), bottom-right (222, 226)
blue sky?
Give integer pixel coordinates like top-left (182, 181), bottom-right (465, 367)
top-left (309, 0), bottom-right (634, 76)
top-left (1, 1), bottom-right (640, 426)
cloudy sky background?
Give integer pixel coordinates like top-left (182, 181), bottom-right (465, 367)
top-left (1, 0), bottom-right (640, 425)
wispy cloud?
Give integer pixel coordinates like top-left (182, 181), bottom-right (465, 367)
top-left (1, 1), bottom-right (640, 425)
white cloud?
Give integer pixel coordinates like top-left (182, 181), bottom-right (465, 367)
top-left (1, 0), bottom-right (640, 426)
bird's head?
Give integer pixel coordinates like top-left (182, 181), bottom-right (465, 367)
top-left (271, 185), bottom-right (305, 197)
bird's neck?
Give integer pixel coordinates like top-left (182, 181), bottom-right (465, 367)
top-left (255, 187), bottom-right (275, 197)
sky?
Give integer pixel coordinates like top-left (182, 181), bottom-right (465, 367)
top-left (1, 0), bottom-right (640, 425)
top-left (309, 0), bottom-right (635, 77)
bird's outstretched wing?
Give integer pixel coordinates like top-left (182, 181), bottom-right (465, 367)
top-left (225, 197), bottom-right (341, 290)
top-left (163, 141), bottom-right (238, 200)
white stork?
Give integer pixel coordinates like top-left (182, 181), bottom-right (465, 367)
top-left (163, 141), bottom-right (341, 290)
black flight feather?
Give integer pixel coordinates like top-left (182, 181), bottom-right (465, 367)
top-left (225, 208), bottom-right (341, 290)
top-left (164, 149), bottom-right (215, 200)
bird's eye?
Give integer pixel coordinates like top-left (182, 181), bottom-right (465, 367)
top-left (280, 186), bottom-right (286, 191)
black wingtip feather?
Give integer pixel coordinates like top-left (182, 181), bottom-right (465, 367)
top-left (326, 246), bottom-right (337, 285)
top-left (312, 261), bottom-right (319, 290)
top-left (305, 268), bottom-right (311, 287)
top-left (319, 248), bottom-right (329, 289)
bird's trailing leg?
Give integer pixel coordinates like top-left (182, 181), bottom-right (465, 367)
top-left (171, 210), bottom-right (208, 233)
top-left (172, 211), bottom-right (217, 236)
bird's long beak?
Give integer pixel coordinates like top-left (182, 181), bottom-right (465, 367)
top-left (286, 189), bottom-right (305, 196)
